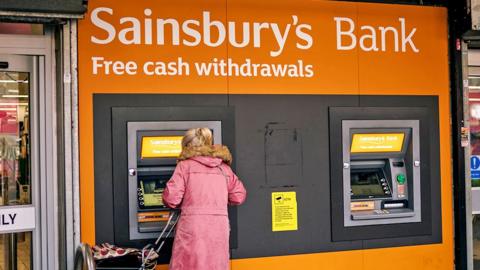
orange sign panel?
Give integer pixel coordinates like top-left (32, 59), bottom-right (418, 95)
top-left (78, 2), bottom-right (453, 269)
top-left (351, 133), bottom-right (405, 153)
top-left (141, 136), bottom-right (183, 158)
top-left (78, 1), bottom-right (449, 95)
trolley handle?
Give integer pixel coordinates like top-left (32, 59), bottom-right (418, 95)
top-left (74, 243), bottom-right (96, 270)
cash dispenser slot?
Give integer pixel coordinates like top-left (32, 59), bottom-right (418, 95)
top-left (382, 200), bottom-right (407, 209)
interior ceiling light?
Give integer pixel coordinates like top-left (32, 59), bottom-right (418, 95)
top-left (2, 95), bottom-right (28, 98)
top-left (0, 80), bottom-right (28, 83)
top-left (0, 103), bottom-right (28, 106)
top-left (471, 104), bottom-right (480, 119)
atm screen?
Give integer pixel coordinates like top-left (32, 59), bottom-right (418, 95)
top-left (139, 176), bottom-right (169, 208)
top-left (141, 136), bottom-right (183, 158)
top-left (351, 133), bottom-right (405, 153)
top-left (351, 169), bottom-right (390, 199)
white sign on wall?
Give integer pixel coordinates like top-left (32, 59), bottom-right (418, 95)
top-left (0, 206), bottom-right (35, 233)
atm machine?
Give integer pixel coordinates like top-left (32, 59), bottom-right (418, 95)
top-left (127, 121), bottom-right (222, 240)
top-left (341, 120), bottom-right (421, 226)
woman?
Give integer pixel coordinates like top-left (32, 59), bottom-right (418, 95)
top-left (162, 127), bottom-right (247, 270)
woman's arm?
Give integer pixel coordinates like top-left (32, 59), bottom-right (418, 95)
top-left (228, 170), bottom-right (247, 205)
top-left (162, 161), bottom-right (187, 209)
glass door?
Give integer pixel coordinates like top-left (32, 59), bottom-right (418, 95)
top-left (467, 50), bottom-right (480, 270)
top-left (0, 55), bottom-right (35, 270)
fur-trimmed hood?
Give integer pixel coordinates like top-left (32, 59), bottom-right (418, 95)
top-left (178, 145), bottom-right (232, 166)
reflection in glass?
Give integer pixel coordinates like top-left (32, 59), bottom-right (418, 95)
top-left (474, 216), bottom-right (480, 269)
top-left (470, 77), bottom-right (480, 187)
top-left (0, 233), bottom-right (31, 270)
top-left (0, 71), bottom-right (31, 269)
top-left (0, 23), bottom-right (43, 35)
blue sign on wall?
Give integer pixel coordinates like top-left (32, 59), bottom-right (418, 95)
top-left (471, 155), bottom-right (480, 179)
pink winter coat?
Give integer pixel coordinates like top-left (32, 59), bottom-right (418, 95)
top-left (162, 145), bottom-right (247, 270)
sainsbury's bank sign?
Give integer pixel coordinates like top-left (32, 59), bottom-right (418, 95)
top-left (78, 0), bottom-right (448, 93)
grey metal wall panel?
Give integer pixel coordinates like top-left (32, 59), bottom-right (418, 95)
top-left (330, 107), bottom-right (433, 241)
top-left (93, 94), bottom-right (442, 262)
top-left (229, 94), bottom-right (362, 258)
top-left (358, 95), bottom-right (442, 248)
top-left (93, 94), bottom-right (229, 245)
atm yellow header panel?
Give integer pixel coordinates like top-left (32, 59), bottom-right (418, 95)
top-left (141, 136), bottom-right (183, 158)
top-left (351, 133), bottom-right (404, 153)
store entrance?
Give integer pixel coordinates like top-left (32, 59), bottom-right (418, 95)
top-left (0, 24), bottom-right (68, 269)
top-left (0, 54), bottom-right (35, 270)
top-left (466, 49), bottom-right (480, 270)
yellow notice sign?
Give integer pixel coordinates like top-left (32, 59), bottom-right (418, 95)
top-left (141, 136), bottom-right (183, 158)
top-left (272, 192), bottom-right (298, 232)
top-left (351, 133), bottom-right (404, 153)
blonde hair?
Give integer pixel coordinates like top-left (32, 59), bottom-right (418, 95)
top-left (182, 128), bottom-right (213, 148)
